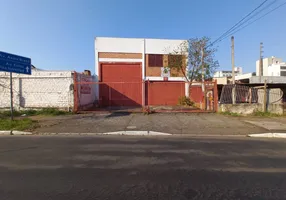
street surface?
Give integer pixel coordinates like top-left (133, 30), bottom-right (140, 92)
top-left (0, 135), bottom-right (286, 199)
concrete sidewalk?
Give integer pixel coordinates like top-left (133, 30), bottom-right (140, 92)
top-left (244, 118), bottom-right (286, 132)
top-left (33, 113), bottom-right (267, 135)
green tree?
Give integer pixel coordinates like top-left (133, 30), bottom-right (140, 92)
top-left (168, 37), bottom-right (219, 88)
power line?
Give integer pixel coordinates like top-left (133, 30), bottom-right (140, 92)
top-left (229, 0), bottom-right (277, 31)
top-left (210, 0), bottom-right (269, 46)
top-left (220, 1), bottom-right (286, 42)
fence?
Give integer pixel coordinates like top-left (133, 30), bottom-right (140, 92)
top-left (74, 72), bottom-right (218, 112)
top-left (219, 84), bottom-right (283, 114)
top-left (188, 81), bottom-right (218, 111)
top-left (220, 84), bottom-right (283, 105)
top-left (0, 71), bottom-right (74, 110)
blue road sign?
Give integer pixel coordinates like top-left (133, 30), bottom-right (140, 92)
top-left (0, 51), bottom-right (31, 75)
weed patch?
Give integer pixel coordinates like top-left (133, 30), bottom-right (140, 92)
top-left (0, 118), bottom-right (37, 131)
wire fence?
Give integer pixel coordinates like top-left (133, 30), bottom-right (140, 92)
top-left (220, 84), bottom-right (283, 105)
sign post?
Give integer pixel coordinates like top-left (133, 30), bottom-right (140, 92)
top-left (10, 72), bottom-right (13, 120)
top-left (0, 51), bottom-right (31, 120)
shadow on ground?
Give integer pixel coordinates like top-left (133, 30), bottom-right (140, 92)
top-left (105, 112), bottom-right (131, 118)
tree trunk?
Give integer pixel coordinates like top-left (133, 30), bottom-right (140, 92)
top-left (188, 81), bottom-right (193, 99)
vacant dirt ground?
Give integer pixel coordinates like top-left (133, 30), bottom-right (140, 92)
top-left (0, 136), bottom-right (286, 200)
top-left (32, 113), bottom-right (268, 135)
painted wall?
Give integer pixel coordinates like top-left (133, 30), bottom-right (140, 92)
top-left (220, 103), bottom-right (283, 115)
top-left (95, 37), bottom-right (185, 54)
top-left (95, 37), bottom-right (143, 53)
top-left (250, 76), bottom-right (286, 84)
top-left (268, 64), bottom-right (281, 76)
top-left (145, 39), bottom-right (186, 54)
top-left (0, 70), bottom-right (74, 110)
top-left (75, 73), bottom-right (97, 109)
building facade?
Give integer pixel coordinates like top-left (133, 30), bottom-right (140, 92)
top-left (256, 56), bottom-right (283, 76)
top-left (267, 62), bottom-right (286, 76)
top-left (213, 67), bottom-right (242, 78)
top-left (94, 37), bottom-right (189, 107)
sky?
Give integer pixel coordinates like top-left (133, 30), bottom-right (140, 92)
top-left (0, 0), bottom-right (286, 74)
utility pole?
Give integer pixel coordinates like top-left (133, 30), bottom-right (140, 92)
top-left (231, 36), bottom-right (236, 104)
top-left (231, 36), bottom-right (235, 84)
top-left (260, 42), bottom-right (264, 76)
top-left (201, 46), bottom-right (206, 110)
top-left (263, 79), bottom-right (267, 112)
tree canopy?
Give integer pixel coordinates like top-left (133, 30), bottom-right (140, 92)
top-left (168, 37), bottom-right (219, 83)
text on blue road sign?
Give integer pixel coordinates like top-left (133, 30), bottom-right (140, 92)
top-left (0, 51), bottom-right (31, 75)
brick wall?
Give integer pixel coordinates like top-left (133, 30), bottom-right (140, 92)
top-left (98, 52), bottom-right (142, 59)
top-left (145, 54), bottom-right (185, 77)
top-left (0, 71), bottom-right (74, 110)
top-left (145, 54), bottom-right (161, 76)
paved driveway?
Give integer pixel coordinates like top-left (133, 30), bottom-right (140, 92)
top-left (33, 113), bottom-right (266, 135)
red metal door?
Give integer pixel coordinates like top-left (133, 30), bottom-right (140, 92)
top-left (100, 63), bottom-right (142, 107)
top-left (147, 81), bottom-right (185, 105)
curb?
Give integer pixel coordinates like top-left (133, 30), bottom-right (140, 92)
top-left (36, 131), bottom-right (172, 136)
top-left (34, 132), bottom-right (247, 137)
top-left (0, 131), bottom-right (33, 135)
top-left (248, 133), bottom-right (286, 138)
top-left (100, 131), bottom-right (172, 136)
top-left (12, 131), bottom-right (33, 135)
top-left (0, 131), bottom-right (12, 135)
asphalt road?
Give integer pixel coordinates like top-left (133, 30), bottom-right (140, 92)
top-left (0, 136), bottom-right (286, 200)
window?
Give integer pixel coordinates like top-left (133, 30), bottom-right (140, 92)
top-left (149, 54), bottom-right (163, 67)
top-left (281, 71), bottom-right (286, 76)
top-left (281, 66), bottom-right (286, 70)
top-left (168, 55), bottom-right (182, 67)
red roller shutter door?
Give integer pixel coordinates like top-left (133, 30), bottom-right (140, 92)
top-left (100, 63), bottom-right (142, 107)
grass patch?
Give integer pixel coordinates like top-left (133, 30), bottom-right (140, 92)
top-left (0, 108), bottom-right (70, 118)
top-left (35, 108), bottom-right (69, 116)
top-left (0, 118), bottom-right (37, 131)
top-left (219, 111), bottom-right (240, 117)
top-left (252, 111), bottom-right (282, 117)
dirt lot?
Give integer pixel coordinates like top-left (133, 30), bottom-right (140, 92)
top-left (32, 113), bottom-right (268, 135)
